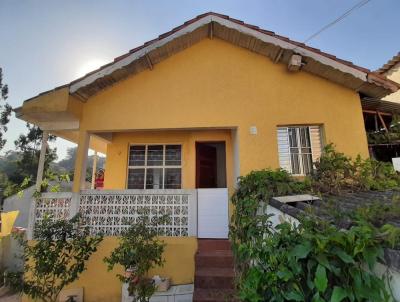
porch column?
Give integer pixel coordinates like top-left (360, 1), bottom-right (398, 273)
top-left (72, 130), bottom-right (90, 192)
top-left (91, 151), bottom-right (98, 189)
top-left (36, 130), bottom-right (49, 191)
top-left (231, 128), bottom-right (240, 187)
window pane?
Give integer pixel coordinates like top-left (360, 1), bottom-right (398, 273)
top-left (301, 147), bottom-right (312, 154)
top-left (302, 154), bottom-right (313, 175)
top-left (165, 168), bottom-right (181, 189)
top-left (299, 127), bottom-right (311, 148)
top-left (146, 168), bottom-right (163, 189)
top-left (129, 146), bottom-right (145, 166)
top-left (288, 128), bottom-right (298, 148)
top-left (147, 145), bottom-right (164, 166)
top-left (291, 153), bottom-right (301, 174)
top-left (165, 145), bottom-right (181, 166)
top-left (127, 169), bottom-right (145, 189)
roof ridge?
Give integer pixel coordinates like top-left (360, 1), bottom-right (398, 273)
top-left (21, 12), bottom-right (400, 103)
top-left (377, 52), bottom-right (400, 74)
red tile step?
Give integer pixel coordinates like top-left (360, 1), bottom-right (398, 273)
top-left (197, 239), bottom-right (231, 252)
top-left (194, 239), bottom-right (237, 301)
top-left (193, 289), bottom-right (238, 302)
top-left (195, 250), bottom-right (234, 268)
top-left (194, 267), bottom-right (235, 289)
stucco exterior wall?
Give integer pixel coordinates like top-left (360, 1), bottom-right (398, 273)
top-left (77, 38), bottom-right (368, 189)
top-left (21, 38), bottom-right (371, 302)
top-left (104, 129), bottom-right (233, 191)
top-left (383, 62), bottom-right (400, 103)
top-left (22, 236), bottom-right (197, 302)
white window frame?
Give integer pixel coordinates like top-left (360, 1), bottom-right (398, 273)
top-left (277, 125), bottom-right (323, 176)
top-left (127, 144), bottom-right (182, 189)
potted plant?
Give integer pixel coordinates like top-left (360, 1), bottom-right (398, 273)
top-left (104, 216), bottom-right (167, 302)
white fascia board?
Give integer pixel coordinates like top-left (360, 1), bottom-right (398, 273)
top-left (69, 15), bottom-right (367, 94)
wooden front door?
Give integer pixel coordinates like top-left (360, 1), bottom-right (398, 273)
top-left (196, 143), bottom-right (218, 188)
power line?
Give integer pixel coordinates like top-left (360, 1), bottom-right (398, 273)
top-left (296, 0), bottom-right (372, 49)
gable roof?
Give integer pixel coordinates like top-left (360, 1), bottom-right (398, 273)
top-left (25, 12), bottom-right (400, 103)
top-left (377, 52), bottom-right (400, 75)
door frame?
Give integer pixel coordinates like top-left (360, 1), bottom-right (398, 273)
top-left (195, 141), bottom-right (226, 189)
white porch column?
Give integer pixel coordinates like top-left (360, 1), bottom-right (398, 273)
top-left (91, 151), bottom-right (98, 189)
top-left (231, 128), bottom-right (240, 188)
top-left (73, 130), bottom-right (90, 192)
top-left (36, 130), bottom-right (49, 191)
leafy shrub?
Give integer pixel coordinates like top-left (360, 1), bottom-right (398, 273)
top-left (367, 114), bottom-right (400, 145)
top-left (104, 216), bottom-right (166, 302)
top-left (311, 144), bottom-right (400, 194)
top-left (6, 214), bottom-right (103, 302)
top-left (230, 166), bottom-right (400, 302)
top-left (237, 216), bottom-right (395, 302)
top-left (230, 169), bottom-right (309, 273)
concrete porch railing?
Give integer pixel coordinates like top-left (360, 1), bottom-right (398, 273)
top-left (27, 189), bottom-right (198, 239)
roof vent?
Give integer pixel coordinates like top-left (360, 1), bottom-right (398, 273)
top-left (288, 54), bottom-right (303, 72)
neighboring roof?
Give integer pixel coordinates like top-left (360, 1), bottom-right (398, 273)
top-left (23, 12), bottom-right (400, 103)
top-left (377, 52), bottom-right (400, 75)
top-left (361, 97), bottom-right (400, 114)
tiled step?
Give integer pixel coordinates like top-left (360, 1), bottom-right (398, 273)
top-left (197, 239), bottom-right (231, 252)
top-left (195, 250), bottom-right (234, 268)
top-left (194, 267), bottom-right (235, 289)
top-left (193, 288), bottom-right (238, 302)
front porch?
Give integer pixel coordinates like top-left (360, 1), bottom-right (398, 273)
top-left (28, 188), bottom-right (230, 240)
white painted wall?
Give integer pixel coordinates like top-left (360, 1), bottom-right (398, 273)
top-left (197, 188), bottom-right (229, 238)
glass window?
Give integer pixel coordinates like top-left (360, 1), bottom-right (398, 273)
top-left (288, 127), bottom-right (313, 175)
top-left (127, 145), bottom-right (182, 189)
top-left (129, 146), bottom-right (145, 166)
top-left (165, 168), bottom-right (182, 189)
top-left (147, 145), bottom-right (164, 166)
top-left (277, 126), bottom-right (322, 175)
top-left (165, 145), bottom-right (181, 166)
top-left (146, 168), bottom-right (164, 189)
top-left (127, 168), bottom-right (145, 189)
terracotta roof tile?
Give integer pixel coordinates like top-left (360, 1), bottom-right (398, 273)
top-left (25, 12), bottom-right (400, 102)
top-left (377, 52), bottom-right (400, 74)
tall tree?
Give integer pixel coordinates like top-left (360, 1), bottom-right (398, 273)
top-left (56, 147), bottom-right (106, 180)
top-left (14, 123), bottom-right (57, 184)
top-left (0, 67), bottom-right (12, 150)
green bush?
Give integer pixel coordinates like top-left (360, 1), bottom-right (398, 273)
top-left (237, 216), bottom-right (396, 302)
top-left (6, 214), bottom-right (103, 302)
top-left (230, 169), bottom-right (309, 273)
top-left (104, 216), bottom-right (166, 302)
top-left (230, 166), bottom-right (400, 302)
top-left (311, 144), bottom-right (400, 194)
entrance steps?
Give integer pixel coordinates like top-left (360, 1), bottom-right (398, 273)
top-left (193, 239), bottom-right (238, 302)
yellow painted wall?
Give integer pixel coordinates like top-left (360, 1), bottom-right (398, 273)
top-left (104, 129), bottom-right (233, 191)
top-left (0, 211), bottom-right (19, 237)
top-left (22, 236), bottom-right (197, 302)
top-left (383, 62), bottom-right (400, 103)
top-left (78, 38), bottom-right (368, 181)
top-left (22, 38), bottom-right (370, 302)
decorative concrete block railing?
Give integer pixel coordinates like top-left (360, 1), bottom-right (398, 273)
top-left (27, 189), bottom-right (198, 239)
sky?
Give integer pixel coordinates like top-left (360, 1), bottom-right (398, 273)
top-left (0, 0), bottom-right (399, 161)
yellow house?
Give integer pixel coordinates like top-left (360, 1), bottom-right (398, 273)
top-left (15, 13), bottom-right (399, 302)
top-left (378, 52), bottom-right (400, 103)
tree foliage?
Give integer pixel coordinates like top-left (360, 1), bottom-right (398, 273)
top-left (311, 144), bottom-right (400, 194)
top-left (0, 67), bottom-right (12, 150)
top-left (236, 216), bottom-right (396, 302)
top-left (104, 216), bottom-right (166, 302)
top-left (7, 214), bottom-right (103, 302)
top-left (230, 162), bottom-right (400, 302)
